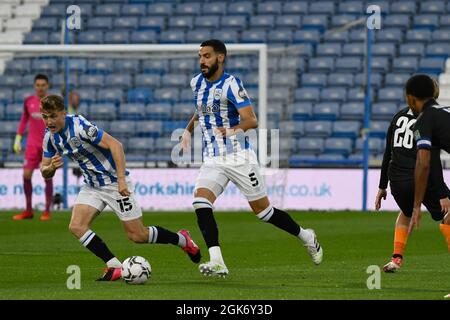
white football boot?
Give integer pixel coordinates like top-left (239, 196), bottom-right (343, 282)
top-left (199, 261), bottom-right (229, 278)
top-left (303, 229), bottom-right (323, 265)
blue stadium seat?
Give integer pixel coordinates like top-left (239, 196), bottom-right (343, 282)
top-left (87, 59), bottom-right (113, 74)
top-left (14, 89), bottom-right (34, 103)
top-left (278, 137), bottom-right (298, 153)
top-left (331, 15), bottom-right (355, 28)
top-left (338, 1), bottom-right (363, 14)
top-left (293, 30), bottom-right (320, 44)
top-left (370, 121), bottom-right (390, 137)
top-left (31, 59), bottom-right (58, 74)
top-left (271, 73), bottom-right (297, 87)
top-left (24, 32), bottom-right (49, 44)
top-left (294, 88), bottom-right (320, 102)
top-left (0, 121), bottom-right (17, 136)
top-left (0, 138), bottom-right (12, 153)
top-left (114, 60), bottom-right (140, 73)
top-left (162, 121), bottom-right (187, 135)
top-left (355, 138), bottom-right (383, 153)
top-left (426, 44), bottom-right (450, 58)
top-left (42, 4), bottom-right (66, 17)
top-left (316, 43), bottom-right (342, 57)
top-left (90, 103), bottom-right (117, 120)
top-left (250, 15), bottom-right (275, 29)
top-left (376, 29), bottom-right (404, 43)
top-left (135, 121), bottom-right (163, 137)
top-left (0, 105), bottom-right (4, 119)
top-left (96, 4), bottom-right (120, 16)
top-left (257, 1), bottom-right (282, 15)
top-left (332, 121), bottom-right (361, 139)
top-left (221, 16), bottom-right (248, 30)
top-left (139, 17), bottom-right (166, 31)
top-left (201, 2), bottom-right (226, 15)
top-left (371, 57), bottom-right (390, 73)
top-left (33, 17), bottom-right (58, 31)
top-left (290, 102), bottom-right (313, 120)
top-left (168, 16), bottom-right (194, 29)
top-left (385, 73), bottom-right (410, 87)
top-left (77, 104), bottom-right (89, 117)
top-left (78, 31), bottom-right (104, 44)
top-left (275, 15), bottom-right (301, 29)
top-left (328, 73), bottom-right (354, 87)
top-left (432, 30), bottom-right (450, 42)
top-left (268, 87), bottom-right (290, 104)
top-left (154, 88), bottom-right (180, 103)
top-left (392, 57), bottom-right (418, 72)
top-left (172, 103), bottom-right (194, 119)
top-left (305, 121), bottom-right (332, 137)
top-left (279, 120), bottom-right (304, 137)
top-left (108, 120), bottom-right (136, 138)
top-left (87, 17), bottom-right (113, 30)
top-left (0, 75), bottom-right (21, 88)
top-left (119, 103), bottom-right (146, 120)
top-left (372, 103), bottom-right (398, 120)
top-left (104, 31), bottom-right (130, 44)
top-left (121, 4), bottom-right (147, 16)
top-left (227, 57), bottom-right (252, 72)
top-left (384, 14), bottom-right (410, 29)
top-left (347, 88), bottom-right (368, 102)
top-left (302, 15), bottom-right (328, 32)
top-left (391, 2), bottom-right (417, 15)
top-left (21, 74), bottom-right (38, 87)
top-left (414, 15), bottom-right (439, 30)
top-left (228, 1), bottom-right (253, 15)
top-left (406, 30), bottom-right (432, 43)
top-left (399, 43), bottom-right (425, 56)
top-left (147, 3), bottom-right (173, 16)
top-left (302, 73), bottom-right (327, 88)
top-left (321, 88), bottom-right (347, 103)
top-left (175, 2), bottom-right (201, 16)
top-left (418, 57), bottom-right (446, 74)
top-left (77, 89), bottom-right (97, 104)
top-left (349, 30), bottom-right (366, 42)
top-left (135, 74), bottom-right (161, 87)
top-left (128, 137), bottom-right (155, 153)
top-left (310, 1), bottom-right (335, 14)
top-left (267, 30), bottom-right (293, 44)
top-left (146, 103), bottom-right (172, 120)
top-left (130, 31), bottom-right (158, 43)
top-left (155, 136), bottom-right (176, 153)
top-left (142, 60), bottom-right (169, 74)
top-left (162, 73), bottom-right (189, 88)
top-left (372, 43), bottom-right (397, 57)
top-left (5, 104), bottom-right (23, 121)
top-left (186, 29), bottom-right (212, 43)
top-left (114, 17), bottom-right (139, 30)
top-left (335, 57), bottom-right (362, 72)
top-left (439, 15), bottom-right (450, 28)
top-left (212, 30), bottom-right (239, 43)
top-left (195, 16), bottom-right (219, 29)
top-left (160, 30), bottom-right (186, 43)
top-left (308, 57), bottom-right (335, 73)
top-left (97, 89), bottom-right (123, 103)
top-left (282, 2), bottom-right (308, 15)
top-left (170, 59), bottom-right (196, 73)
top-left (313, 103), bottom-right (340, 120)
top-left (279, 57), bottom-right (305, 71)
top-left (377, 88), bottom-right (404, 103)
top-left (128, 88), bottom-right (153, 103)
top-left (340, 103), bottom-right (364, 120)
top-left (342, 43), bottom-right (364, 56)
top-left (5, 59), bottom-right (31, 74)
top-left (79, 75), bottom-right (104, 88)
top-left (420, 1), bottom-right (445, 14)
top-left (324, 138), bottom-right (352, 155)
top-left (297, 138), bottom-right (325, 154)
top-left (241, 30), bottom-right (267, 43)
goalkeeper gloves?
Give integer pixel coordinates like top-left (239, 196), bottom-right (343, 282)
top-left (13, 134), bottom-right (22, 154)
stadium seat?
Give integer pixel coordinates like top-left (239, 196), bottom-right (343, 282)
top-left (342, 43), bottom-right (364, 56)
top-left (324, 138), bottom-right (352, 155)
top-left (221, 16), bottom-right (248, 30)
top-left (302, 15), bottom-right (328, 32)
top-left (119, 103), bottom-right (146, 120)
top-left (5, 59), bottom-right (31, 74)
top-left (414, 15), bottom-right (439, 30)
top-left (130, 31), bottom-right (158, 43)
top-left (128, 137), bottom-right (155, 153)
top-left (275, 15), bottom-right (301, 29)
top-left (399, 43), bottom-right (425, 57)
top-left (316, 43), bottom-right (342, 57)
top-left (328, 73), bottom-right (354, 88)
top-left (305, 121), bottom-right (332, 137)
top-left (0, 75), bottom-right (22, 88)
top-left (323, 30), bottom-right (349, 43)
top-left (293, 30), bottom-right (321, 44)
top-left (340, 103), bottom-right (364, 120)
top-left (332, 121), bottom-right (360, 139)
top-left (77, 89), bottom-right (97, 104)
top-left (313, 103), bottom-right (340, 120)
top-left (267, 30), bottom-right (293, 44)
top-left (308, 58), bottom-right (335, 73)
top-left (282, 1), bottom-right (308, 15)
top-left (135, 121), bottom-right (163, 137)
top-left (376, 30), bottom-right (404, 44)
top-left (289, 102), bottom-right (313, 120)
top-left (212, 30), bottom-right (239, 43)
top-left (257, 1), bottom-right (282, 15)
top-left (79, 74), bottom-right (104, 88)
top-left (201, 2), bottom-right (226, 16)
top-left (241, 30), bottom-right (267, 43)
top-left (250, 15), bottom-right (275, 29)
top-left (418, 57), bottom-right (446, 74)
top-left (88, 60), bottom-right (114, 75)
top-left (31, 59), bottom-right (58, 74)
top-left (108, 120), bottom-right (136, 138)
top-left (354, 74), bottom-right (383, 88)
top-left (154, 88), bottom-right (180, 103)
top-left (14, 89), bottom-right (33, 103)
top-left (320, 88), bottom-right (346, 103)
top-left (135, 74), bottom-right (161, 88)
top-left (95, 4), bottom-right (120, 17)
top-left (420, 1), bottom-right (445, 14)
top-left (114, 17), bottom-right (139, 30)
top-left (297, 138), bottom-right (324, 154)
top-left (78, 31), bottom-right (104, 44)
top-left (406, 30), bottom-right (432, 43)
top-left (372, 103), bottom-right (398, 120)
top-left (426, 44), bottom-right (450, 58)
top-left (139, 17), bottom-right (166, 31)
top-left (294, 88), bottom-right (320, 102)
top-left (4, 104), bottom-right (23, 121)
top-left (90, 103), bottom-right (117, 121)
top-left (385, 73), bottom-right (411, 87)
top-left (162, 74), bottom-right (189, 88)
top-left (339, 1), bottom-right (363, 14)
top-left (105, 31), bottom-right (130, 44)
top-left (355, 138), bottom-right (383, 153)
top-left (335, 57), bottom-right (362, 72)
top-left (370, 121), bottom-right (390, 137)
top-left (228, 1), bottom-right (253, 15)
top-left (147, 3), bottom-right (173, 16)
top-left (160, 30), bottom-right (186, 43)
top-left (391, 2), bottom-right (417, 15)
top-left (114, 59), bottom-right (140, 73)
top-left (168, 16), bottom-right (194, 30)
top-left (347, 88), bottom-right (367, 102)
top-left (0, 121), bottom-right (17, 136)
top-left (146, 103), bottom-right (172, 120)
top-left (128, 88), bottom-right (153, 104)
top-left (121, 4), bottom-right (147, 17)
top-left (98, 88), bottom-right (124, 104)
top-left (172, 103), bottom-right (194, 119)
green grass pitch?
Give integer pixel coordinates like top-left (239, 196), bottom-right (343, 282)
top-left (0, 210), bottom-right (448, 300)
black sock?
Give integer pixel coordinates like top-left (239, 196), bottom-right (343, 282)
top-left (148, 226), bottom-right (180, 245)
top-left (267, 208), bottom-right (301, 236)
top-left (81, 231), bottom-right (115, 263)
top-left (196, 207), bottom-right (219, 248)
top-left (392, 254), bottom-right (403, 259)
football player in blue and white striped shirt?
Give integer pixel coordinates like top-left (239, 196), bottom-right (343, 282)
top-left (181, 40), bottom-right (323, 277)
top-left (40, 95), bottom-right (201, 281)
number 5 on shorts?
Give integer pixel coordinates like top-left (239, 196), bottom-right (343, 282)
top-left (116, 197), bottom-right (133, 213)
top-left (249, 172), bottom-right (259, 187)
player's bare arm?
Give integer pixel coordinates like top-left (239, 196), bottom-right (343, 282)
top-left (215, 105), bottom-right (258, 137)
top-left (181, 113), bottom-right (199, 151)
top-left (40, 155), bottom-right (63, 179)
top-left (409, 149), bottom-right (431, 234)
top-left (97, 132), bottom-right (130, 196)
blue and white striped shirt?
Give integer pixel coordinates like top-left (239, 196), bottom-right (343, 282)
top-left (190, 72), bottom-right (253, 157)
top-left (43, 115), bottom-right (128, 187)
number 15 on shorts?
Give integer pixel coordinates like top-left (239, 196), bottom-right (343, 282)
top-left (116, 197), bottom-right (133, 213)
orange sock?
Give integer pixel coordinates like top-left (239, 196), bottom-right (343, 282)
top-left (393, 227), bottom-right (409, 257)
top-left (439, 224), bottom-right (450, 252)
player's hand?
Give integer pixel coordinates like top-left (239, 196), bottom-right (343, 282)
top-left (375, 188), bottom-right (387, 211)
top-left (13, 135), bottom-right (22, 154)
top-left (50, 155), bottom-right (64, 170)
top-left (440, 197), bottom-right (450, 216)
top-left (408, 206), bottom-right (422, 235)
top-left (118, 177), bottom-right (130, 197)
top-left (180, 130), bottom-right (191, 152)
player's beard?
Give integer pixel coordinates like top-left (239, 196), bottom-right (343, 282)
top-left (201, 59), bottom-right (219, 79)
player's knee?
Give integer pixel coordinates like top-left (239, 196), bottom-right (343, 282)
top-left (193, 197), bottom-right (213, 211)
top-left (69, 222), bottom-right (88, 238)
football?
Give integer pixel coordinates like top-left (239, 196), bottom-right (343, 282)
top-left (121, 256), bottom-right (151, 285)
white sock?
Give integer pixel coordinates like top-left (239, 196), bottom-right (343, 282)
top-left (177, 233), bottom-right (187, 247)
top-left (298, 228), bottom-right (313, 244)
top-left (209, 246), bottom-right (225, 266)
top-left (106, 257), bottom-right (122, 268)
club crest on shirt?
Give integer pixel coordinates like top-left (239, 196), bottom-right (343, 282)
top-left (84, 126), bottom-right (98, 139)
top-left (69, 137), bottom-right (82, 148)
top-left (214, 88), bottom-right (223, 100)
